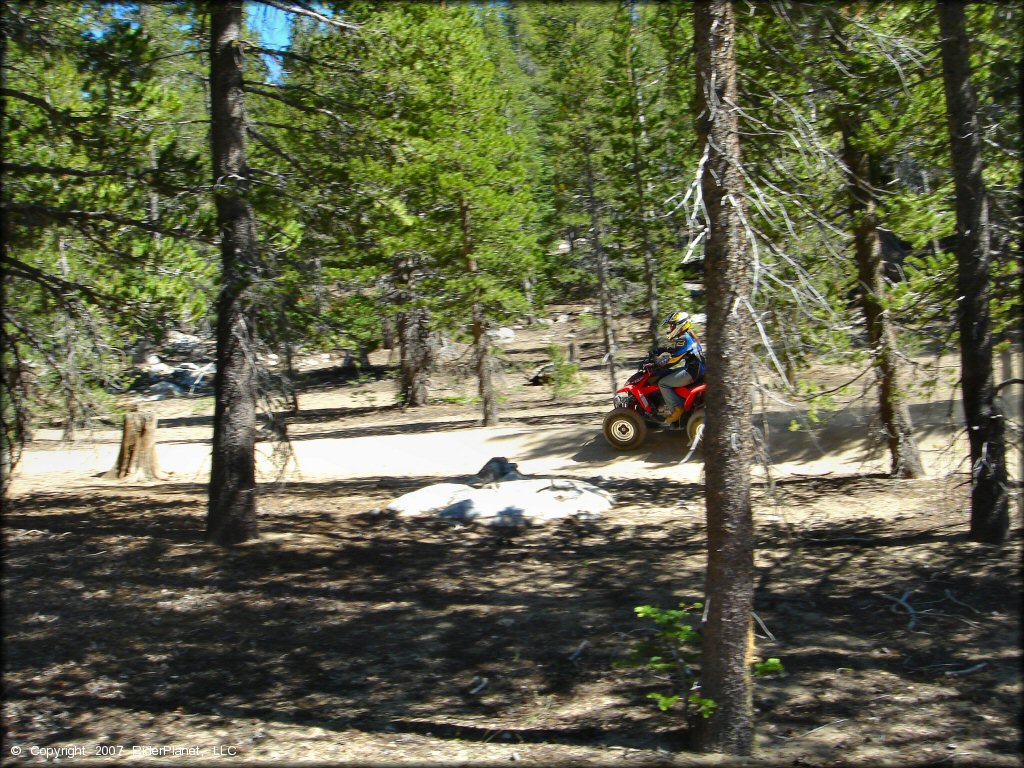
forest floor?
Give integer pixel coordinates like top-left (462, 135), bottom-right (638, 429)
top-left (4, 307), bottom-right (1023, 767)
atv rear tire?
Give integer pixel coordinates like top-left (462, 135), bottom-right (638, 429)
top-left (603, 408), bottom-right (647, 450)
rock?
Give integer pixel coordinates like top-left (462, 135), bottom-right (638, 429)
top-left (170, 363), bottom-right (214, 393)
top-left (146, 354), bottom-right (163, 366)
top-left (486, 327), bottom-right (515, 343)
top-left (130, 342), bottom-right (155, 365)
top-left (476, 457), bottom-right (521, 483)
top-left (142, 381), bottom-right (186, 401)
top-left (166, 331), bottom-right (202, 352)
top-left (526, 364), bottom-right (554, 386)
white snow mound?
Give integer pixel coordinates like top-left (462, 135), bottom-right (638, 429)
top-left (387, 478), bottom-right (613, 526)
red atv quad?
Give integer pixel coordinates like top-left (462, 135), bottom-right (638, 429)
top-left (602, 351), bottom-right (706, 450)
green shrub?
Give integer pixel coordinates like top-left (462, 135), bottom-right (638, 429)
top-left (617, 602), bottom-right (784, 720)
top-left (615, 603), bottom-right (716, 719)
top-left (546, 344), bottom-right (581, 400)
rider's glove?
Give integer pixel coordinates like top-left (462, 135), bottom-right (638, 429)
top-left (656, 352), bottom-right (671, 366)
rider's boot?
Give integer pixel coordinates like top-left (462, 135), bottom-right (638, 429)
top-left (664, 406), bottom-right (684, 425)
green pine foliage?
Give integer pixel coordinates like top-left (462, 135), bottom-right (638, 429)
top-left (2, 0), bottom-right (1020, 477)
top-left (2, 1), bottom-right (214, 455)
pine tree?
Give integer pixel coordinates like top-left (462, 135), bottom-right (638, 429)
top-left (600, 2), bottom-right (672, 344)
top-left (2, 1), bottom-right (214, 493)
top-left (694, 0), bottom-right (756, 755)
top-left (205, 0), bottom-right (262, 545)
top-left (315, 3), bottom-right (542, 420)
top-left (514, 3), bottom-right (622, 390)
top-left (937, 0), bottom-right (1010, 543)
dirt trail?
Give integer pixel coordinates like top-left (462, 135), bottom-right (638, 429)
top-left (10, 385), bottom-right (971, 494)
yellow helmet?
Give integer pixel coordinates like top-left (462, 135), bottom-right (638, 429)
top-left (662, 310), bottom-right (691, 340)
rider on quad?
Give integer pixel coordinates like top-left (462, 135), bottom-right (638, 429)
top-left (654, 310), bottom-right (705, 425)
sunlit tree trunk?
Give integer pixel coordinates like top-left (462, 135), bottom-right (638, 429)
top-left (206, 0), bottom-right (259, 545)
top-left (395, 257), bottom-right (432, 407)
top-left (937, 0), bottom-right (1009, 543)
top-left (694, 0), bottom-right (755, 755)
top-left (460, 196), bottom-right (498, 425)
top-left (582, 138), bottom-right (619, 391)
top-left (105, 409), bottom-right (164, 480)
top-left (622, 21), bottom-right (660, 344)
top-left (57, 236), bottom-right (81, 442)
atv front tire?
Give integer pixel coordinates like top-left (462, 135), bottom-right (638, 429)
top-left (603, 408), bottom-right (648, 450)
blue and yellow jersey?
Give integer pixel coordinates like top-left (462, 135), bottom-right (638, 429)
top-left (661, 332), bottom-right (705, 379)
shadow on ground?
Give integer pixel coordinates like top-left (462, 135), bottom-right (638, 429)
top-left (2, 475), bottom-right (1020, 764)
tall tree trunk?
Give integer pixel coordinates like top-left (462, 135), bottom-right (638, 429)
top-left (398, 309), bottom-right (431, 407)
top-left (206, 0), bottom-right (259, 546)
top-left (148, 144), bottom-right (161, 238)
top-left (581, 140), bottom-right (619, 391)
top-left (694, 0), bottom-right (755, 755)
top-left (522, 276), bottom-right (537, 326)
top-left (840, 124), bottom-right (925, 479)
top-left (279, 304), bottom-right (299, 415)
top-left (395, 258), bottom-right (431, 407)
top-left (382, 313), bottom-right (396, 350)
top-left (937, 1), bottom-right (1009, 543)
top-left (460, 197), bottom-right (498, 425)
top-left (57, 235), bottom-right (80, 442)
top-left (624, 22), bottom-right (660, 344)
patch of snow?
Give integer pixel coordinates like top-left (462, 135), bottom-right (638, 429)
top-left (387, 477), bottom-right (613, 527)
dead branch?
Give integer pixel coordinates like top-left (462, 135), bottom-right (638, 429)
top-left (882, 589), bottom-right (917, 630)
top-left (752, 611), bottom-right (776, 641)
top-left (778, 718), bottom-right (849, 740)
top-left (256, 0), bottom-right (360, 30)
top-left (943, 589), bottom-right (983, 615)
top-left (943, 662), bottom-right (987, 677)
top-left (568, 640), bottom-right (590, 661)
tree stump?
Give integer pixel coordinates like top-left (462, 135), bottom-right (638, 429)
top-left (104, 409), bottom-right (165, 480)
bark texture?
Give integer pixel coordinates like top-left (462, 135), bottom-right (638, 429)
top-left (461, 196), bottom-right (498, 425)
top-left (206, 0), bottom-right (259, 546)
top-left (624, 34), bottom-right (660, 345)
top-left (105, 410), bottom-right (164, 480)
top-left (398, 307), bottom-right (432, 407)
top-left (840, 124), bottom-right (925, 479)
top-left (937, 1), bottom-right (1009, 543)
top-left (582, 140), bottom-right (619, 391)
top-left (694, 0), bottom-right (755, 755)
